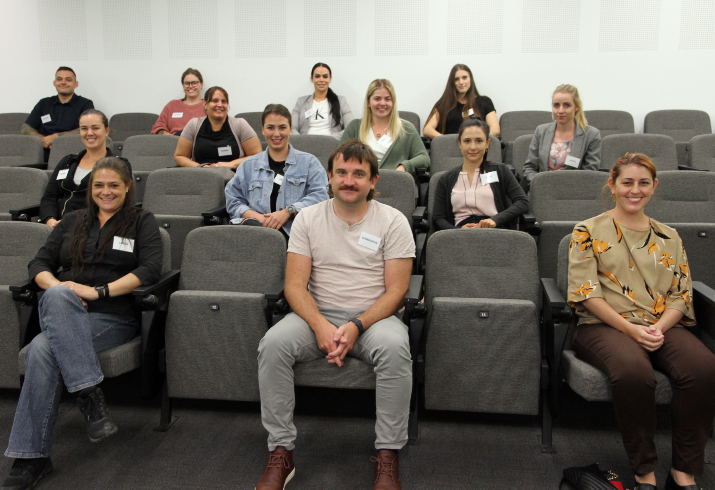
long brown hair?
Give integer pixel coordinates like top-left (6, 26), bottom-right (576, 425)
top-left (68, 157), bottom-right (140, 277)
top-left (427, 64), bottom-right (483, 134)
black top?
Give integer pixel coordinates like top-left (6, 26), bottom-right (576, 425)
top-left (25, 94), bottom-right (95, 136)
top-left (444, 96), bottom-right (496, 135)
top-left (268, 154), bottom-right (285, 213)
top-left (39, 148), bottom-right (134, 223)
top-left (28, 208), bottom-right (163, 316)
top-left (193, 118), bottom-right (241, 164)
top-left (432, 161), bottom-right (529, 230)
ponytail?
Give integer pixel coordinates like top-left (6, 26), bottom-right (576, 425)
top-left (326, 87), bottom-right (342, 129)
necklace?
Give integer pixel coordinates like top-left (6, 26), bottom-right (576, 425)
top-left (373, 124), bottom-right (388, 139)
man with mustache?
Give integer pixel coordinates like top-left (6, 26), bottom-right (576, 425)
top-left (255, 139), bottom-right (415, 490)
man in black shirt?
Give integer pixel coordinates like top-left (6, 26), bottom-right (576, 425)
top-left (22, 66), bottom-right (94, 159)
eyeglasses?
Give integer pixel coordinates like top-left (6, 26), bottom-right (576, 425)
top-left (183, 81), bottom-right (201, 87)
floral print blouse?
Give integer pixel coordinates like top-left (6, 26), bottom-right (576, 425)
top-left (548, 140), bottom-right (572, 171)
top-left (568, 212), bottom-right (695, 327)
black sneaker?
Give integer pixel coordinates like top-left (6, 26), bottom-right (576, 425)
top-left (1, 458), bottom-right (52, 490)
top-left (76, 386), bottom-right (118, 442)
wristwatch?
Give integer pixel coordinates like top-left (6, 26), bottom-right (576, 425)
top-left (349, 317), bottom-right (364, 336)
top-left (286, 205), bottom-right (297, 218)
top-left (94, 284), bottom-right (110, 299)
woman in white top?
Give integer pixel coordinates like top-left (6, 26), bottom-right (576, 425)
top-left (291, 63), bottom-right (353, 139)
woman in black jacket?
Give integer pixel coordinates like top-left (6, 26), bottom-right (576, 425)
top-left (433, 116), bottom-right (528, 230)
top-left (40, 109), bottom-right (132, 228)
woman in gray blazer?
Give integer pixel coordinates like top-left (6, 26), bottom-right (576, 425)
top-left (522, 84), bottom-right (602, 187)
top-left (291, 62), bottom-right (353, 139)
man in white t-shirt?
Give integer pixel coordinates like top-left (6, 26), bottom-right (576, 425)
top-left (255, 139), bottom-right (415, 490)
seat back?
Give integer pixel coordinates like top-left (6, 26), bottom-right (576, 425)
top-left (0, 222), bottom-right (52, 286)
top-left (0, 135), bottom-right (44, 167)
top-left (235, 112), bottom-right (264, 140)
top-left (121, 134), bottom-right (179, 171)
top-left (143, 168), bottom-right (225, 216)
top-left (374, 170), bottom-right (414, 223)
top-left (289, 135), bottom-right (338, 170)
top-left (499, 111), bottom-right (553, 143)
top-left (47, 135), bottom-right (114, 171)
top-left (601, 133), bottom-right (678, 171)
top-left (108, 113), bottom-right (159, 142)
top-left (511, 134), bottom-right (532, 177)
top-left (665, 223), bottom-right (715, 290)
top-left (689, 134), bottom-right (715, 171)
top-left (647, 171), bottom-right (715, 223)
top-left (530, 171), bottom-right (609, 222)
top-left (0, 113), bottom-right (30, 135)
top-left (426, 171), bottom-right (446, 236)
top-left (583, 110), bottom-right (634, 138)
top-left (644, 110), bottom-right (712, 142)
top-left (0, 168), bottom-right (48, 219)
top-left (429, 134), bottom-right (501, 174)
top-left (399, 111), bottom-right (421, 134)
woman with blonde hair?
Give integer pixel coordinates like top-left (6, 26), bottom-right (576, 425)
top-left (522, 84), bottom-right (601, 188)
top-left (340, 79), bottom-right (428, 177)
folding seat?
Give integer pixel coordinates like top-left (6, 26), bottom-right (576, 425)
top-left (47, 134), bottom-right (114, 175)
top-left (235, 112), bottom-right (264, 141)
top-left (108, 112), bottom-right (160, 154)
top-left (511, 134), bottom-right (532, 182)
top-left (644, 110), bottom-right (712, 167)
top-left (0, 113), bottom-right (30, 136)
top-left (647, 171), bottom-right (715, 223)
top-left (0, 167), bottom-right (48, 221)
top-left (601, 134), bottom-right (678, 171)
top-left (0, 135), bottom-right (44, 168)
top-left (689, 133), bottom-right (715, 172)
top-left (429, 134), bottom-right (502, 174)
top-left (142, 168), bottom-right (226, 269)
top-left (399, 111), bottom-right (421, 134)
top-left (17, 228), bottom-right (176, 398)
top-left (121, 134), bottom-right (180, 202)
top-left (583, 110), bottom-right (634, 138)
top-left (288, 134), bottom-right (338, 170)
top-left (0, 222), bottom-right (51, 388)
top-left (499, 111), bottom-right (552, 166)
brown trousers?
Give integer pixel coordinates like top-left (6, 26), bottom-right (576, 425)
top-left (573, 323), bottom-right (715, 476)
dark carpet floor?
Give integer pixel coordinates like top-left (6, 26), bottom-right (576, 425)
top-left (0, 371), bottom-right (713, 490)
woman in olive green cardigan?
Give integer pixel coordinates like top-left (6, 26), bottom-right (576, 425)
top-left (340, 79), bottom-right (429, 177)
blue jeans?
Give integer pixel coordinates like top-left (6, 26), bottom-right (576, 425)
top-left (5, 286), bottom-right (137, 458)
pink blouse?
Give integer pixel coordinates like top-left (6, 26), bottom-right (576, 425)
top-left (451, 171), bottom-right (498, 225)
top-left (151, 99), bottom-right (206, 135)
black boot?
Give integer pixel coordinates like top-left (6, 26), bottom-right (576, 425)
top-left (76, 386), bottom-right (118, 442)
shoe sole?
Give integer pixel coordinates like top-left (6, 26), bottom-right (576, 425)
top-left (253, 467), bottom-right (295, 490)
top-left (89, 424), bottom-right (118, 443)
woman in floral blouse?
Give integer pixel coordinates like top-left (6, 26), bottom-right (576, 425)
top-left (568, 153), bottom-right (715, 490)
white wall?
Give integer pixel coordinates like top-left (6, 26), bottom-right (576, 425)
top-left (1, 0), bottom-right (713, 133)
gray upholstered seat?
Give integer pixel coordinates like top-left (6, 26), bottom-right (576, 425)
top-left (121, 134), bottom-right (180, 202)
top-left (689, 134), bottom-right (715, 171)
top-left (429, 134), bottom-right (502, 174)
top-left (511, 134), bottom-right (532, 179)
top-left (663, 223), bottom-right (715, 289)
top-left (142, 168), bottom-right (226, 268)
top-left (0, 222), bottom-right (52, 388)
top-left (108, 112), bottom-right (160, 153)
top-left (288, 134), bottom-right (338, 170)
top-left (0, 113), bottom-right (30, 136)
top-left (47, 134), bottom-right (114, 173)
top-left (647, 171), bottom-right (715, 223)
top-left (601, 133), bottom-right (678, 171)
top-left (529, 170), bottom-right (609, 279)
top-left (0, 167), bottom-right (48, 221)
top-left (374, 169), bottom-right (415, 223)
top-left (0, 135), bottom-right (44, 168)
top-left (583, 110), bottom-right (635, 138)
top-left (399, 111), bottom-right (421, 135)
top-left (422, 229), bottom-right (542, 416)
top-left (499, 111), bottom-right (552, 166)
top-left (235, 112), bottom-right (264, 141)
top-left (644, 110), bottom-right (712, 167)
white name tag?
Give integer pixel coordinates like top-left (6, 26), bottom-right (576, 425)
top-left (218, 146), bottom-right (232, 157)
top-left (468, 108), bottom-right (475, 116)
top-left (304, 109), bottom-right (316, 119)
top-left (171, 112), bottom-right (183, 118)
top-left (273, 174), bottom-right (284, 186)
top-left (564, 155), bottom-right (581, 168)
top-left (480, 171), bottom-right (499, 185)
top-left (56, 169), bottom-right (69, 180)
top-left (41, 114), bottom-right (52, 124)
top-left (112, 236), bottom-right (135, 253)
top-left (358, 231), bottom-right (381, 252)
top-left (377, 134), bottom-right (392, 148)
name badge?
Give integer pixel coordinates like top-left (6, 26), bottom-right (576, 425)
top-left (305, 109), bottom-right (316, 119)
top-left (468, 108), bottom-right (475, 116)
top-left (480, 171), bottom-right (499, 185)
top-left (358, 231), bottom-right (381, 252)
top-left (218, 146), bottom-right (232, 157)
top-left (377, 134), bottom-right (392, 148)
top-left (171, 112), bottom-right (183, 118)
top-left (112, 236), bottom-right (135, 253)
top-left (41, 114), bottom-right (52, 124)
top-left (564, 155), bottom-right (581, 168)
top-left (56, 169), bottom-right (69, 180)
top-left (273, 174), bottom-right (284, 186)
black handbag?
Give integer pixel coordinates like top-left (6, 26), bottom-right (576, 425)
top-left (560, 463), bottom-right (624, 490)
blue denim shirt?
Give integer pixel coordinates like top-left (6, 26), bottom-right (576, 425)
top-left (225, 145), bottom-right (329, 235)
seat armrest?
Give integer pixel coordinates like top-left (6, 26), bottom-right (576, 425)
top-left (405, 275), bottom-right (423, 305)
top-left (132, 270), bottom-right (180, 305)
top-left (265, 282), bottom-right (286, 309)
top-left (506, 164), bottom-right (518, 180)
top-left (10, 204), bottom-right (41, 222)
top-left (520, 213), bottom-right (539, 235)
top-left (202, 206), bottom-right (229, 225)
top-left (412, 206), bottom-right (427, 230)
top-left (693, 281), bottom-right (715, 307)
top-left (541, 278), bottom-right (566, 309)
top-left (10, 279), bottom-right (39, 302)
top-left (677, 165), bottom-right (708, 172)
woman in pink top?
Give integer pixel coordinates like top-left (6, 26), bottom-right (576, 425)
top-left (151, 68), bottom-right (206, 136)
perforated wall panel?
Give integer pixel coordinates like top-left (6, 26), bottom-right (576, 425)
top-left (448, 0), bottom-right (503, 55)
top-left (680, 0), bottom-right (715, 50)
top-left (38, 0), bottom-right (88, 61)
top-left (168, 0), bottom-right (217, 59)
top-left (599, 0), bottom-right (660, 52)
top-left (237, 0), bottom-right (286, 58)
top-left (521, 0), bottom-right (579, 54)
top-left (304, 0), bottom-right (356, 57)
top-left (102, 0), bottom-right (152, 60)
top-left (375, 0), bottom-right (428, 56)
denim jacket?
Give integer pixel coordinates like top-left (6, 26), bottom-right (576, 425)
top-left (225, 145), bottom-right (329, 235)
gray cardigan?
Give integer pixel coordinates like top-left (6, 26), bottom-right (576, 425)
top-left (522, 122), bottom-right (602, 184)
top-left (291, 94), bottom-right (353, 139)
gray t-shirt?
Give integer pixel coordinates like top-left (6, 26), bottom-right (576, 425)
top-left (288, 199), bottom-right (415, 311)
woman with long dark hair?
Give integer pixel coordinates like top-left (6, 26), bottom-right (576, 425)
top-left (423, 64), bottom-right (500, 139)
top-left (2, 157), bottom-right (162, 490)
top-left (151, 68), bottom-right (207, 136)
top-left (291, 62), bottom-right (354, 139)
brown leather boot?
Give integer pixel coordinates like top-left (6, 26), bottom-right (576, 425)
top-left (371, 450), bottom-right (401, 490)
top-left (255, 446), bottom-right (295, 490)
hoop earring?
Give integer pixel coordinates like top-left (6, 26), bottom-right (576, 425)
top-left (611, 194), bottom-right (616, 203)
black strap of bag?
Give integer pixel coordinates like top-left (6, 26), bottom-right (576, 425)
top-left (560, 463), bottom-right (617, 490)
